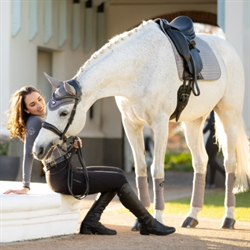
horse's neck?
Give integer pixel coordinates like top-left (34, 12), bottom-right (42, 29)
top-left (75, 21), bottom-right (166, 109)
top-left (85, 60), bottom-right (132, 95)
top-left (77, 40), bottom-right (143, 105)
top-left (76, 61), bottom-right (132, 111)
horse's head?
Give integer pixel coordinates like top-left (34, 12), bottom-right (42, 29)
top-left (33, 73), bottom-right (86, 160)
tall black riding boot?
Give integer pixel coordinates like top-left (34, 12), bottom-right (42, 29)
top-left (80, 191), bottom-right (117, 235)
top-left (118, 183), bottom-right (175, 236)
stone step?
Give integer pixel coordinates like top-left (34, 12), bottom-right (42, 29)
top-left (0, 181), bottom-right (84, 243)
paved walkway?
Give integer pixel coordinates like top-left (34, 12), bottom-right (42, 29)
top-left (1, 171), bottom-right (250, 250)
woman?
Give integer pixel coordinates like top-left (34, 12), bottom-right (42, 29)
top-left (4, 86), bottom-right (175, 236)
top-left (4, 86), bottom-right (46, 194)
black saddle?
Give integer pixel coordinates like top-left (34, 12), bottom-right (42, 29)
top-left (170, 16), bottom-right (195, 40)
top-left (155, 16), bottom-right (203, 121)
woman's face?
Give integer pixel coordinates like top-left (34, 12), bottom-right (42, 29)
top-left (24, 91), bottom-right (46, 116)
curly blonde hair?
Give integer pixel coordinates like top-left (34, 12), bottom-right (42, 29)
top-left (6, 86), bottom-right (41, 142)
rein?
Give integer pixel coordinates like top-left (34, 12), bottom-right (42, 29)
top-left (66, 137), bottom-right (89, 200)
top-left (43, 79), bottom-right (89, 200)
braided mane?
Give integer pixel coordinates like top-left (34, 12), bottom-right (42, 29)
top-left (75, 20), bottom-right (151, 77)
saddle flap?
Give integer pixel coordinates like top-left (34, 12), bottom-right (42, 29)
top-left (166, 28), bottom-right (190, 64)
top-left (188, 48), bottom-right (203, 75)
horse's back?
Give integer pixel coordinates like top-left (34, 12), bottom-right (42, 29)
top-left (117, 26), bottom-right (245, 124)
top-left (197, 33), bottom-right (245, 101)
top-left (197, 34), bottom-right (244, 78)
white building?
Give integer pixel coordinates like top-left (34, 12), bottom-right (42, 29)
top-left (0, 0), bottom-right (249, 180)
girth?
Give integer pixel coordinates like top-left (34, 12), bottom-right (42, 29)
top-left (155, 16), bottom-right (203, 121)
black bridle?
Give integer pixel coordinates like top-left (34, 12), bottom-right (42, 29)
top-left (42, 79), bottom-right (82, 142)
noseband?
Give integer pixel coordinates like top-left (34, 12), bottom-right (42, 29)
top-left (42, 79), bottom-right (82, 141)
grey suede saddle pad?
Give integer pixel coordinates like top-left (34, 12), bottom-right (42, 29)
top-left (169, 36), bottom-right (221, 81)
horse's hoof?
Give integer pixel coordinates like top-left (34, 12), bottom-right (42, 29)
top-left (221, 217), bottom-right (235, 229)
top-left (131, 218), bottom-right (140, 231)
top-left (181, 217), bottom-right (198, 228)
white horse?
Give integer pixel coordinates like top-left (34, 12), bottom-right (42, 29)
top-left (33, 19), bottom-right (250, 229)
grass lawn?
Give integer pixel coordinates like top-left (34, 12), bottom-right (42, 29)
top-left (118, 190), bottom-right (250, 221)
top-left (162, 190), bottom-right (250, 221)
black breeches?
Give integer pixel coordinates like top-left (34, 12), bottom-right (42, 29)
top-left (205, 132), bottom-right (219, 160)
top-left (45, 163), bottom-right (128, 196)
top-left (205, 132), bottom-right (225, 184)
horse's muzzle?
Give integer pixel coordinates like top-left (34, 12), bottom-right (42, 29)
top-left (33, 143), bottom-right (53, 161)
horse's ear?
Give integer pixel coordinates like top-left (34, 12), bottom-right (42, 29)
top-left (44, 72), bottom-right (63, 88)
top-left (64, 82), bottom-right (76, 96)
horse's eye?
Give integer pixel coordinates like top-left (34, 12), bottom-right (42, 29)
top-left (60, 111), bottom-right (68, 117)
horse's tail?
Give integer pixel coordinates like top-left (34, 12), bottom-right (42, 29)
top-left (234, 117), bottom-right (250, 193)
top-left (215, 115), bottom-right (250, 193)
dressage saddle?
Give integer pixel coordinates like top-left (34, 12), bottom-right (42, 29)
top-left (155, 16), bottom-right (203, 121)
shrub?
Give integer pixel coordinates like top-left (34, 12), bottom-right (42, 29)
top-left (0, 134), bottom-right (11, 156)
top-left (164, 151), bottom-right (193, 172)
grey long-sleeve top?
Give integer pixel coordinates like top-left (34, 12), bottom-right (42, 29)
top-left (22, 115), bottom-right (44, 188)
top-left (23, 115), bottom-right (68, 188)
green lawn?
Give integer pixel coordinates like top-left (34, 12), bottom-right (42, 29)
top-left (162, 190), bottom-right (250, 221)
top-left (118, 190), bottom-right (250, 221)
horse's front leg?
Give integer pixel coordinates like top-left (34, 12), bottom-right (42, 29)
top-left (122, 117), bottom-right (151, 210)
top-left (150, 118), bottom-right (170, 223)
top-left (181, 118), bottom-right (208, 228)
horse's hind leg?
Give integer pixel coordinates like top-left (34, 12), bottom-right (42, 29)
top-left (181, 118), bottom-right (208, 228)
top-left (214, 109), bottom-right (238, 229)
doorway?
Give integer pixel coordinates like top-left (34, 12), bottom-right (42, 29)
top-left (36, 50), bottom-right (53, 179)
top-left (37, 50), bottom-right (53, 103)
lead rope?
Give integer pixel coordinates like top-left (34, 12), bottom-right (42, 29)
top-left (67, 137), bottom-right (89, 200)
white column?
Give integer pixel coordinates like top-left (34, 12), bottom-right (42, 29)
top-left (223, 0), bottom-right (250, 136)
top-left (0, 1), bottom-right (11, 135)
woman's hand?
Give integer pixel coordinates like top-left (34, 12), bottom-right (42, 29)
top-left (3, 187), bottom-right (29, 195)
top-left (73, 137), bottom-right (82, 149)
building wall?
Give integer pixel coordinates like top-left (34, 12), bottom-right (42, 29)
top-left (0, 1), bottom-right (11, 134)
top-left (0, 0), bottom-right (123, 178)
top-left (106, 0), bottom-right (217, 37)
